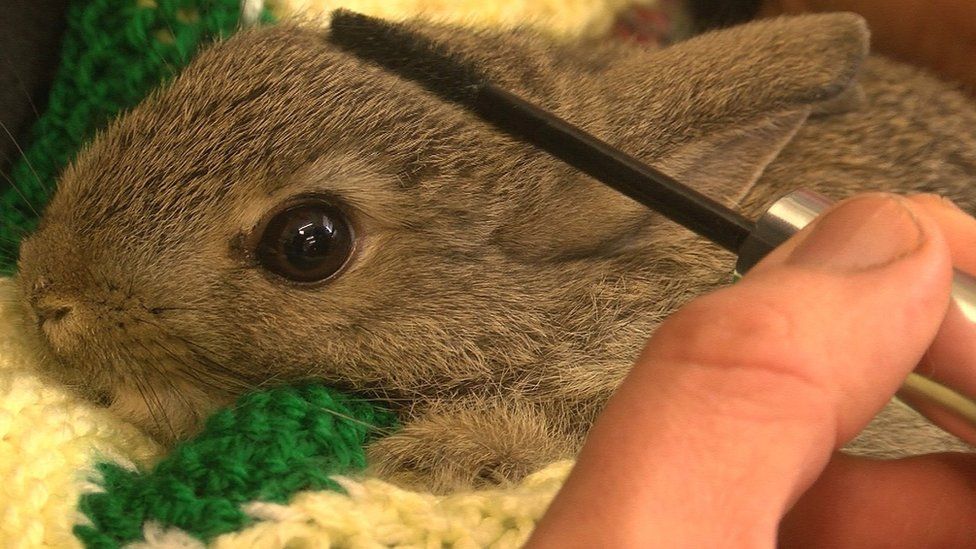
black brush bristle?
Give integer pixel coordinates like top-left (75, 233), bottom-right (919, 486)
top-left (328, 9), bottom-right (755, 253)
top-left (329, 10), bottom-right (483, 105)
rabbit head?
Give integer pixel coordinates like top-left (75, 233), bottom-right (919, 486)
top-left (17, 14), bottom-right (869, 443)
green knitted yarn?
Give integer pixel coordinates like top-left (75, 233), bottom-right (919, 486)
top-left (0, 0), bottom-right (274, 275)
top-left (74, 383), bottom-right (397, 548)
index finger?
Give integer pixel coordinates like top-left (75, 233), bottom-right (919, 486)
top-left (909, 195), bottom-right (976, 273)
top-left (899, 194), bottom-right (976, 443)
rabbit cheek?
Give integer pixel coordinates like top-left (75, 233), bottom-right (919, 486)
top-left (108, 377), bottom-right (224, 444)
top-left (19, 269), bottom-right (227, 441)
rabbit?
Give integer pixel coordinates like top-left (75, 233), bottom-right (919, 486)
top-left (15, 12), bottom-right (976, 493)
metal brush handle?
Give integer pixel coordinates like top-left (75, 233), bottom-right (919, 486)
top-left (735, 189), bottom-right (976, 445)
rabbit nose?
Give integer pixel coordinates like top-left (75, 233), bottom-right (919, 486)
top-left (34, 298), bottom-right (74, 326)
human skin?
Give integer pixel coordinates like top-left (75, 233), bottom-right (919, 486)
top-left (760, 0), bottom-right (976, 95)
top-left (526, 194), bottom-right (976, 547)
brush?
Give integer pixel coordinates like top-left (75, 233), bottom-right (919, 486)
top-left (328, 9), bottom-right (976, 442)
top-left (327, 9), bottom-right (755, 255)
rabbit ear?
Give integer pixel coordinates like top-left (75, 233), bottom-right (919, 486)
top-left (400, 12), bottom-right (870, 123)
top-left (636, 13), bottom-right (871, 208)
top-left (578, 13), bottom-right (871, 167)
top-left (639, 13), bottom-right (871, 124)
top-left (654, 109), bottom-right (809, 209)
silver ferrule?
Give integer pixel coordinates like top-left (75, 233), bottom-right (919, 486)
top-left (734, 189), bottom-right (833, 276)
top-left (954, 270), bottom-right (976, 323)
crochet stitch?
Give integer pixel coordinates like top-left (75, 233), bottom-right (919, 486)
top-left (0, 1), bottom-right (683, 547)
top-left (207, 461), bottom-right (571, 548)
top-left (0, 274), bottom-right (569, 549)
top-left (0, 0), bottom-right (273, 274)
top-left (270, 0), bottom-right (661, 38)
top-left (0, 279), bottom-right (161, 548)
top-left (76, 384), bottom-right (397, 547)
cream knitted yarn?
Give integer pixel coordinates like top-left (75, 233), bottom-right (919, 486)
top-left (0, 279), bottom-right (161, 548)
top-left (0, 2), bottom-right (632, 542)
top-left (0, 278), bottom-right (571, 549)
top-left (208, 462), bottom-right (569, 548)
top-left (121, 461), bottom-right (570, 548)
top-left (268, 0), bottom-right (659, 38)
top-left (0, 2), bottom-right (668, 546)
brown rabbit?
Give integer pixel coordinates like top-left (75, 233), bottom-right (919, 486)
top-left (16, 13), bottom-right (976, 493)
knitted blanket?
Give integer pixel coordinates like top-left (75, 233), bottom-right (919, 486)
top-left (0, 0), bottom-right (678, 546)
top-left (0, 278), bottom-right (571, 548)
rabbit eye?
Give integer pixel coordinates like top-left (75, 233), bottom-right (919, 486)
top-left (256, 200), bottom-right (354, 283)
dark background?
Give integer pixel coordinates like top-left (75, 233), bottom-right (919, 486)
top-left (1, 0), bottom-right (72, 182)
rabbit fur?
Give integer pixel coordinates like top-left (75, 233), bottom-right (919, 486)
top-left (16, 13), bottom-right (976, 492)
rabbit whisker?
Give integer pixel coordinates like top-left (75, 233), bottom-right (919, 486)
top-left (0, 167), bottom-right (40, 218)
top-left (309, 403), bottom-right (398, 437)
top-left (0, 119), bottom-right (50, 195)
top-left (0, 41), bottom-right (41, 120)
top-left (131, 370), bottom-right (177, 442)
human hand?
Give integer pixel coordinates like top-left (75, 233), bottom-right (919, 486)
top-left (527, 193), bottom-right (976, 547)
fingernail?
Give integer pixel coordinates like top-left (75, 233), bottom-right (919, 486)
top-left (788, 195), bottom-right (925, 272)
top-left (913, 193), bottom-right (965, 213)
top-left (940, 196), bottom-right (965, 213)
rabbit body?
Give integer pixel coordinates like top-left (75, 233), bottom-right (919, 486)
top-left (17, 13), bottom-right (976, 492)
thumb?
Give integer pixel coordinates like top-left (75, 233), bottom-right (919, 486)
top-left (655, 193), bottom-right (955, 445)
top-left (529, 194), bottom-right (955, 547)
